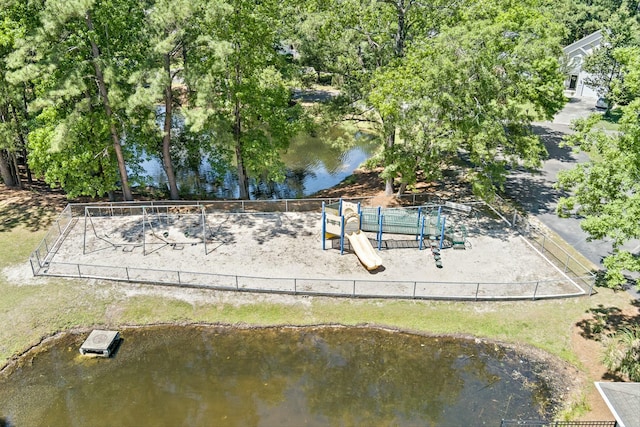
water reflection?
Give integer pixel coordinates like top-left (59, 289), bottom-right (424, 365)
top-left (0, 326), bottom-right (556, 426)
top-left (137, 128), bottom-right (377, 200)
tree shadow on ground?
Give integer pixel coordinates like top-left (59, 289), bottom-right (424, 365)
top-left (532, 124), bottom-right (578, 163)
top-left (253, 213), bottom-right (314, 245)
top-left (576, 301), bottom-right (640, 341)
top-left (502, 125), bottom-right (580, 216)
top-left (0, 184), bottom-right (68, 232)
top-left (575, 300), bottom-right (640, 381)
top-left (503, 170), bottom-right (568, 215)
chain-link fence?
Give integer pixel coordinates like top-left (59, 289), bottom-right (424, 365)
top-left (30, 196), bottom-right (595, 300)
top-left (501, 420), bottom-right (617, 426)
top-left (34, 258), bottom-right (584, 300)
top-left (29, 204), bottom-right (74, 275)
top-left (490, 194), bottom-right (597, 295)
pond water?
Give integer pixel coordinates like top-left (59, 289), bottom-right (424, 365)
top-left (138, 129), bottom-right (378, 199)
top-left (0, 326), bottom-right (557, 426)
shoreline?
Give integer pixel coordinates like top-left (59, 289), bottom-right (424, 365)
top-left (0, 322), bottom-right (580, 422)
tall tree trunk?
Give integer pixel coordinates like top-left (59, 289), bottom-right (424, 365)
top-left (163, 53), bottom-right (180, 200)
top-left (0, 106), bottom-right (20, 187)
top-left (10, 152), bottom-right (22, 189)
top-left (0, 150), bottom-right (18, 188)
top-left (393, 0), bottom-right (408, 57)
top-left (384, 121), bottom-right (396, 196)
top-left (233, 53), bottom-right (249, 200)
top-left (234, 96), bottom-right (249, 200)
top-left (21, 147), bottom-right (32, 184)
top-left (10, 103), bottom-right (32, 184)
top-left (383, 1), bottom-right (410, 196)
top-left (85, 11), bottom-right (133, 201)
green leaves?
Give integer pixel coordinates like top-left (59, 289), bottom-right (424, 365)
top-left (365, 1), bottom-right (564, 197)
top-left (27, 106), bottom-right (119, 198)
top-left (602, 325), bottom-right (640, 381)
top-left (558, 43), bottom-right (640, 288)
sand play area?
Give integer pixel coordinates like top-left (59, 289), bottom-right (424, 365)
top-left (38, 204), bottom-right (585, 300)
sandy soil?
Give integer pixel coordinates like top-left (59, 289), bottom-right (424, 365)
top-left (43, 207), bottom-right (582, 299)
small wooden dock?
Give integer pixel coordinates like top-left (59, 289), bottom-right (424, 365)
top-left (79, 330), bottom-right (120, 357)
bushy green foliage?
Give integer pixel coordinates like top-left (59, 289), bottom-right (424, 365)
top-left (603, 326), bottom-right (640, 381)
top-left (558, 48), bottom-right (640, 289)
top-left (367, 0), bottom-right (566, 198)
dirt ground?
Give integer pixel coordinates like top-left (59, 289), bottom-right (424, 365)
top-left (2, 173), bottom-right (637, 422)
top-left (47, 208), bottom-right (581, 299)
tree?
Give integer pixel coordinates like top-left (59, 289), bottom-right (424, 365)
top-left (368, 0), bottom-right (566, 198)
top-left (319, 0), bottom-right (460, 196)
top-left (581, 7), bottom-right (640, 107)
top-left (0, 0), bottom-right (40, 189)
top-left (557, 48), bottom-right (640, 289)
top-left (550, 0), bottom-right (640, 45)
top-left (6, 0), bottom-right (146, 200)
top-left (27, 106), bottom-right (121, 199)
top-left (127, 0), bottom-right (216, 200)
top-left (186, 0), bottom-right (304, 200)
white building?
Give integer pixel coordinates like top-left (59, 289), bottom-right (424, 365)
top-left (562, 30), bottom-right (603, 98)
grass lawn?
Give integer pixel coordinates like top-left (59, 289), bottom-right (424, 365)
top-left (593, 107), bottom-right (623, 131)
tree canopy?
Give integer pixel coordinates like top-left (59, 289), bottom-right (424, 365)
top-left (1, 0), bottom-right (569, 201)
top-left (558, 47), bottom-right (640, 289)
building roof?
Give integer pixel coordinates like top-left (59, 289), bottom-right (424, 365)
top-left (595, 382), bottom-right (640, 427)
top-left (563, 30), bottom-right (604, 56)
top-left (562, 30), bottom-right (604, 75)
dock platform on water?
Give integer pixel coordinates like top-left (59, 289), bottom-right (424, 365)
top-left (79, 330), bottom-right (120, 357)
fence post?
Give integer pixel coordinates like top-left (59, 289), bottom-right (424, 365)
top-left (353, 280), bottom-right (356, 297)
top-left (177, 271), bottom-right (181, 285)
top-left (35, 250), bottom-right (41, 268)
top-left (475, 283), bottom-right (480, 301)
top-left (77, 264), bottom-right (82, 278)
top-left (294, 278), bottom-right (297, 294)
top-left (533, 281), bottom-right (539, 300)
top-left (126, 267), bottom-right (130, 281)
top-left (413, 282), bottom-right (416, 299)
top-left (235, 275), bottom-right (239, 290)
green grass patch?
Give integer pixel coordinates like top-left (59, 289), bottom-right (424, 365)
top-left (0, 276), bottom-right (109, 363)
top-left (120, 296), bottom-right (197, 323)
top-left (0, 227), bottom-right (45, 269)
top-left (593, 107), bottom-right (622, 131)
top-left (340, 175), bottom-right (359, 186)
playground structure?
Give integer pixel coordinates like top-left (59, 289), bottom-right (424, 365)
top-left (322, 201), bottom-right (383, 270)
top-left (322, 199), bottom-right (469, 269)
top-left (83, 205), bottom-right (214, 256)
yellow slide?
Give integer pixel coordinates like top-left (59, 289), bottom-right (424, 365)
top-left (346, 230), bottom-right (383, 271)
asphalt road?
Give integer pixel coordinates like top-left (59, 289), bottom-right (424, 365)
top-left (504, 96), bottom-right (640, 298)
